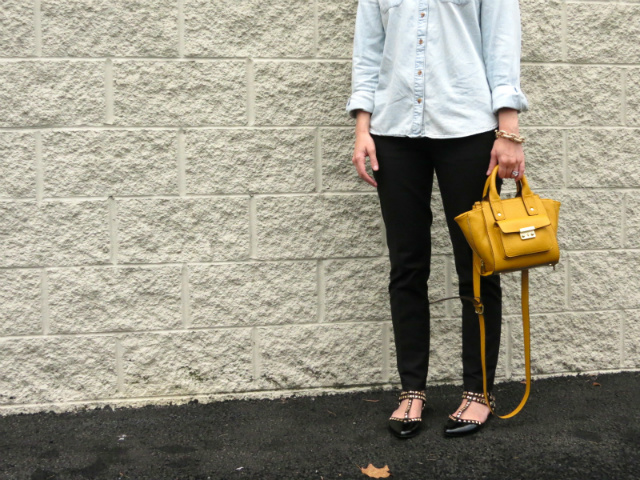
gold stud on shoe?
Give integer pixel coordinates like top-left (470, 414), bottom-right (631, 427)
top-left (388, 390), bottom-right (426, 439)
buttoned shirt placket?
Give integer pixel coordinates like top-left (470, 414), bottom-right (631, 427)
top-left (412, 2), bottom-right (429, 136)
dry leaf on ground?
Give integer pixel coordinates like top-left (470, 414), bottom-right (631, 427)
top-left (360, 464), bottom-right (392, 478)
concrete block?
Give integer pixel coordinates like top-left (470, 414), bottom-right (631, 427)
top-left (48, 266), bottom-right (183, 333)
top-left (184, 0), bottom-right (314, 57)
top-left (0, 269), bottom-right (42, 336)
top-left (625, 68), bottom-right (640, 127)
top-left (622, 310), bottom-right (640, 369)
top-left (0, 336), bottom-right (117, 404)
top-left (567, 129), bottom-right (640, 187)
top-left (185, 128), bottom-right (315, 195)
top-left (0, 200), bottom-right (111, 268)
top-left (321, 128), bottom-right (371, 192)
top-left (567, 4), bottom-right (640, 63)
top-left (0, 61), bottom-right (105, 128)
top-left (317, 0), bottom-right (358, 58)
top-left (254, 61), bottom-right (351, 126)
top-left (0, 0), bottom-right (34, 57)
top-left (0, 132), bottom-right (35, 198)
top-left (117, 197), bottom-right (249, 263)
top-left (501, 259), bottom-right (567, 316)
top-left (189, 261), bottom-right (317, 328)
top-left (625, 192), bottom-right (640, 248)
top-left (41, 0), bottom-right (178, 56)
top-left (569, 251), bottom-right (640, 311)
top-left (43, 130), bottom-right (178, 197)
top-left (256, 196), bottom-right (322, 259)
top-left (112, 60), bottom-right (246, 126)
top-left (255, 194), bottom-right (382, 259)
top-left (258, 322), bottom-right (383, 389)
top-left (521, 0), bottom-right (563, 62)
top-left (121, 329), bottom-right (253, 396)
top-left (519, 127), bottom-right (565, 189)
top-left (427, 317), bottom-right (464, 383)
top-left (510, 311), bottom-right (621, 376)
top-left (552, 190), bottom-right (623, 250)
top-left (324, 257), bottom-right (390, 323)
top-left (520, 65), bottom-right (622, 126)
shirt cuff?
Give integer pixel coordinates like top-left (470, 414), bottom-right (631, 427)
top-left (491, 85), bottom-right (529, 115)
top-left (346, 90), bottom-right (375, 119)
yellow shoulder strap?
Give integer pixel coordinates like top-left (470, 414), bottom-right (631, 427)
top-left (474, 253), bottom-right (531, 418)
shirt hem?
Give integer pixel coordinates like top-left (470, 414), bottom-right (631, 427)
top-left (369, 122), bottom-right (500, 139)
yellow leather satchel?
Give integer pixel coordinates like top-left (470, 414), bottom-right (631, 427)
top-left (453, 165), bottom-right (561, 419)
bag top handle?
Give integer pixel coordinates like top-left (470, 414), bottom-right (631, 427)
top-left (482, 165), bottom-right (540, 220)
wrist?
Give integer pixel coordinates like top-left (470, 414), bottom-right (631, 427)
top-left (498, 125), bottom-right (520, 136)
top-left (355, 110), bottom-right (371, 133)
top-left (497, 108), bottom-right (519, 134)
top-left (495, 129), bottom-right (525, 144)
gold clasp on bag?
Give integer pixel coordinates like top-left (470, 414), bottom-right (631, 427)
top-left (520, 226), bottom-right (536, 240)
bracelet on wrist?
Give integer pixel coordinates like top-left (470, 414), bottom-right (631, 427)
top-left (495, 129), bottom-right (525, 144)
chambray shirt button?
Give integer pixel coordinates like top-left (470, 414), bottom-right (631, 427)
top-left (421, 12), bottom-right (425, 17)
top-left (419, 39), bottom-right (423, 45)
top-left (418, 70), bottom-right (422, 75)
top-left (417, 98), bottom-right (422, 104)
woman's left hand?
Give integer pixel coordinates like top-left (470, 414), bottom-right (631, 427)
top-left (486, 137), bottom-right (525, 181)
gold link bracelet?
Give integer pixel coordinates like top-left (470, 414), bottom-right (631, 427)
top-left (495, 129), bottom-right (525, 144)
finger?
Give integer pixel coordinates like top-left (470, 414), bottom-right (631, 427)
top-left (354, 156), bottom-right (365, 177)
top-left (513, 158), bottom-right (525, 181)
top-left (359, 162), bottom-right (377, 187)
top-left (369, 148), bottom-right (379, 172)
top-left (502, 157), bottom-right (519, 180)
top-left (512, 169), bottom-right (522, 181)
top-left (354, 154), bottom-right (377, 188)
top-left (362, 172), bottom-right (377, 188)
top-left (498, 158), bottom-right (509, 179)
top-left (487, 151), bottom-right (498, 175)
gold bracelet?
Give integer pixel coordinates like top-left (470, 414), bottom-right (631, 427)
top-left (495, 129), bottom-right (525, 144)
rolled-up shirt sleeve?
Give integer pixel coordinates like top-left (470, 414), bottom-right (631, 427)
top-left (480, 0), bottom-right (529, 114)
top-left (346, 0), bottom-right (386, 119)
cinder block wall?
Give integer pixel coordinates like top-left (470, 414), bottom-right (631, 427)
top-left (0, 0), bottom-right (638, 415)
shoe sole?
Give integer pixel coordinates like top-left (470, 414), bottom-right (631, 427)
top-left (389, 427), bottom-right (422, 439)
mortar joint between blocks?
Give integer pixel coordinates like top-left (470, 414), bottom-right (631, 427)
top-left (34, 0), bottom-right (42, 56)
top-left (316, 259), bottom-right (326, 323)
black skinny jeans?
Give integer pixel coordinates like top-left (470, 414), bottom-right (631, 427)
top-left (371, 129), bottom-right (502, 393)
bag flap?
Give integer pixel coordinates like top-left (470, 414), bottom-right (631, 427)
top-left (496, 214), bottom-right (551, 234)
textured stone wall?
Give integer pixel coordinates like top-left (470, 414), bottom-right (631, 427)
top-left (0, 0), bottom-right (638, 415)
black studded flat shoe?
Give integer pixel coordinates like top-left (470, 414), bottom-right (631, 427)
top-left (444, 390), bottom-right (496, 437)
top-left (388, 390), bottom-right (426, 439)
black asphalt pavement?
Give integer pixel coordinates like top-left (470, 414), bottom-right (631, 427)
top-left (1, 371), bottom-right (638, 480)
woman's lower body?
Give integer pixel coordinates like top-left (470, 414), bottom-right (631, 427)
top-left (370, 129), bottom-right (503, 436)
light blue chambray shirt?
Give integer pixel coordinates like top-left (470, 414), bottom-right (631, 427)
top-left (346, 0), bottom-right (529, 138)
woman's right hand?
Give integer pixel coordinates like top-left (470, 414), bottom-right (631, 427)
top-left (351, 110), bottom-right (379, 188)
